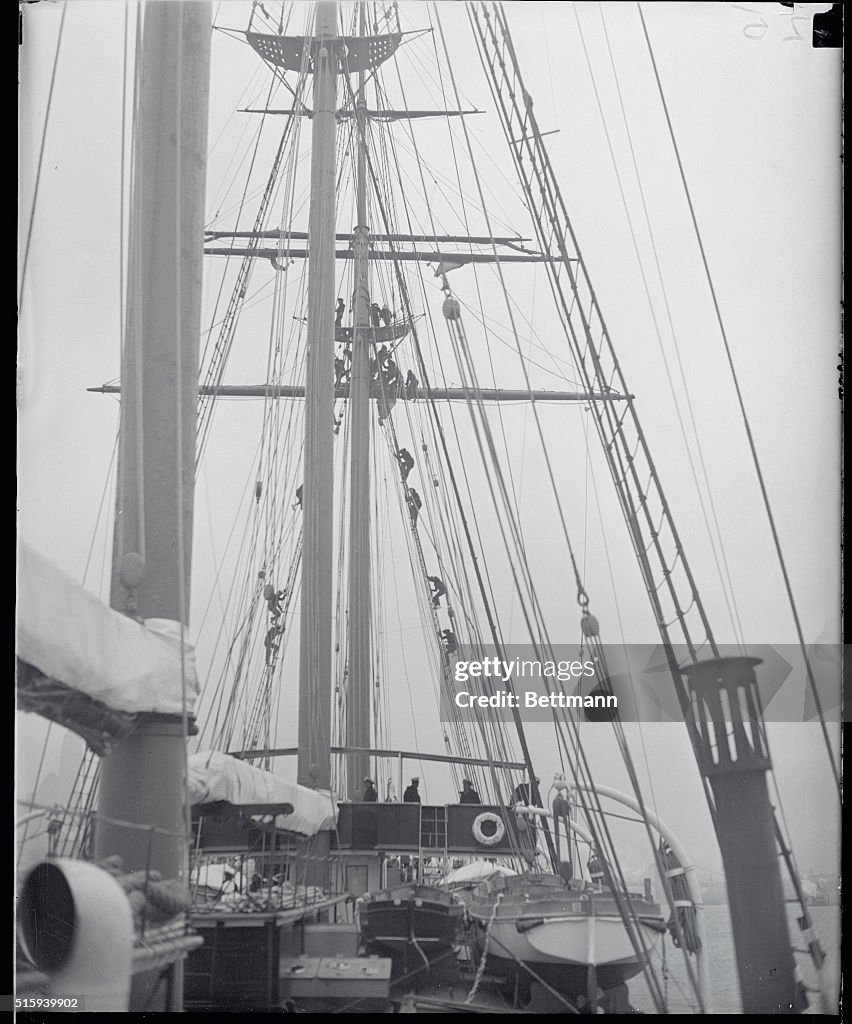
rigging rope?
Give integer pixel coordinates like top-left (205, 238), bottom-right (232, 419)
top-left (18, 2), bottom-right (69, 317)
top-left (436, 7), bottom-right (714, 1007)
top-left (578, 3), bottom-right (746, 650)
top-left (336, 62), bottom-right (527, 803)
top-left (637, 4), bottom-right (839, 797)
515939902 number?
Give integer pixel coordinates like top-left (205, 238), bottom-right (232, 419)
top-left (14, 997), bottom-right (82, 1010)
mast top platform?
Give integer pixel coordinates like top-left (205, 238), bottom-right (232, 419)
top-left (247, 32), bottom-right (402, 73)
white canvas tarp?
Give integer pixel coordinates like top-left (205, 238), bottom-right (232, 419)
top-left (16, 541), bottom-right (199, 716)
top-left (188, 750), bottom-right (338, 837)
top-left (444, 861), bottom-right (518, 886)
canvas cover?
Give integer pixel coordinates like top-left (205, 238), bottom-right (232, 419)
top-left (188, 750), bottom-right (338, 836)
top-left (17, 542), bottom-right (199, 725)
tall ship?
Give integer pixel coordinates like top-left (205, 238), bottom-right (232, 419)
top-left (16, 0), bottom-right (841, 1015)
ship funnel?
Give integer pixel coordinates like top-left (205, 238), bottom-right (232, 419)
top-left (18, 859), bottom-right (134, 1011)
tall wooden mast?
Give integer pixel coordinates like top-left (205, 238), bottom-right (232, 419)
top-left (93, 3), bottom-right (210, 1010)
top-left (96, 0), bottom-right (210, 877)
top-left (345, 3), bottom-right (372, 796)
top-left (297, 0), bottom-right (338, 790)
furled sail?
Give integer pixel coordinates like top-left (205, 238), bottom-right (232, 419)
top-left (16, 542), bottom-right (199, 752)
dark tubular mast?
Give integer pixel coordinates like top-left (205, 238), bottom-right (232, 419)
top-left (683, 659), bottom-right (804, 1013)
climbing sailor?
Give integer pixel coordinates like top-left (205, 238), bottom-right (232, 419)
top-left (395, 447), bottom-right (415, 482)
top-left (427, 575), bottom-right (447, 608)
top-left (264, 623), bottom-right (282, 665)
top-left (407, 488), bottom-right (422, 527)
top-left (335, 297), bottom-right (345, 327)
top-left (441, 627), bottom-right (457, 655)
top-left (334, 356), bottom-right (349, 388)
top-left (263, 583), bottom-right (287, 619)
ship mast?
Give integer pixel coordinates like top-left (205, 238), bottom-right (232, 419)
top-left (96, 0), bottom-right (210, 879)
top-left (94, 2), bottom-right (211, 1010)
top-left (345, 2), bottom-right (372, 795)
top-left (297, 0), bottom-right (338, 792)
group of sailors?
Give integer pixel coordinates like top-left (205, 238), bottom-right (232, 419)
top-left (335, 297), bottom-right (394, 330)
top-left (389, 444), bottom-right (456, 659)
top-left (262, 580), bottom-right (288, 666)
top-left (360, 775), bottom-right (483, 804)
top-left (332, 297), bottom-right (420, 405)
top-left (359, 773), bottom-right (545, 807)
top-left (332, 342), bottom-right (419, 403)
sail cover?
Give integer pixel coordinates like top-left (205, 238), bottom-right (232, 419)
top-left (16, 542), bottom-right (199, 745)
top-left (188, 750), bottom-right (338, 837)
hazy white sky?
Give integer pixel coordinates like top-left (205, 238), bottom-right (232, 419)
top-left (18, 1), bottom-right (841, 881)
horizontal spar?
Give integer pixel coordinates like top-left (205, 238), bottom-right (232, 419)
top-left (203, 246), bottom-right (561, 265)
top-left (89, 383), bottom-right (633, 403)
top-left (204, 230), bottom-right (532, 247)
top-left (239, 108), bottom-right (483, 121)
top-left (228, 744), bottom-right (527, 771)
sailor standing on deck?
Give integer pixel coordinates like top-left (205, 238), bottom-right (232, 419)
top-left (459, 779), bottom-right (481, 805)
top-left (370, 302), bottom-right (382, 328)
top-left (403, 777), bottom-right (421, 803)
top-left (335, 297), bottom-right (345, 327)
top-left (220, 867), bottom-right (239, 897)
top-left (587, 853), bottom-right (605, 887)
top-left (513, 777), bottom-right (541, 807)
top-left (362, 777), bottom-right (378, 802)
top-left (380, 303), bottom-right (393, 327)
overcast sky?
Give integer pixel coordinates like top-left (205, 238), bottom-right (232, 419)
top-left (18, 1), bottom-right (841, 885)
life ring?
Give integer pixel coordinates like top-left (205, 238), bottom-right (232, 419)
top-left (472, 812), bottom-right (506, 846)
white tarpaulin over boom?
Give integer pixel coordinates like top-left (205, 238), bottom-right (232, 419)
top-left (16, 541), bottom-right (199, 715)
top-left (188, 750), bottom-right (338, 837)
